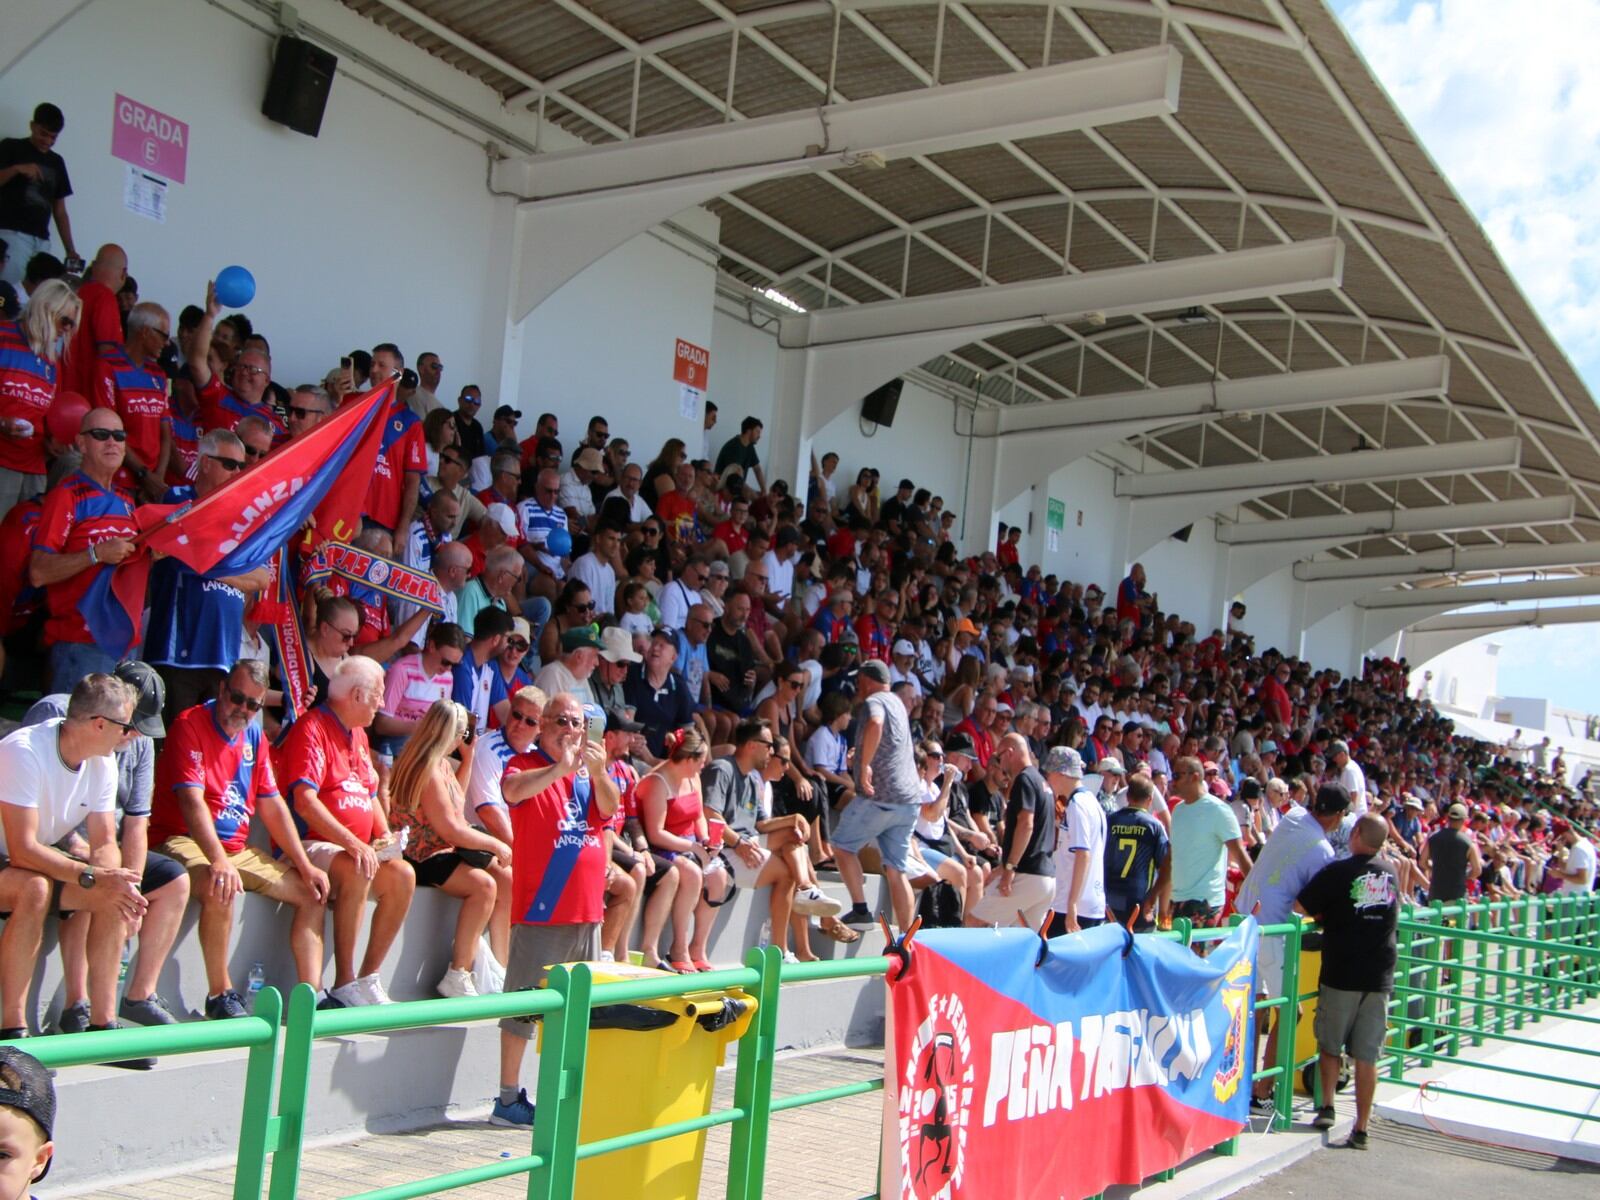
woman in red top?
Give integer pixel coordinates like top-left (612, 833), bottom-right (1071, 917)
top-left (388, 700), bottom-right (512, 998)
top-left (636, 727), bottom-right (717, 972)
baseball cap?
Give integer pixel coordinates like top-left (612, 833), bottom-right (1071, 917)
top-left (561, 626), bottom-right (603, 652)
top-left (1042, 746), bottom-right (1085, 777)
top-left (509, 616), bottom-right (532, 644)
top-left (603, 708), bottom-right (644, 734)
top-left (0, 1045), bottom-right (55, 1175)
top-left (944, 731), bottom-right (977, 759)
top-left (1447, 803), bottom-right (1469, 821)
top-left (1552, 817), bottom-right (1572, 835)
top-left (574, 447), bottom-right (604, 472)
top-left (494, 405), bottom-right (522, 422)
top-left (114, 659), bottom-right (166, 738)
top-left (995, 702), bottom-right (1014, 716)
top-left (953, 618), bottom-right (980, 637)
top-left (892, 639), bottom-right (916, 657)
top-left (1311, 783), bottom-right (1351, 815)
top-left (649, 625), bottom-right (678, 642)
top-left (1095, 757), bottom-right (1126, 776)
top-left (858, 659), bottom-right (891, 685)
top-left (1260, 739), bottom-right (1279, 754)
top-left (598, 625), bottom-right (641, 663)
top-left (1403, 795), bottom-right (1423, 810)
top-left (484, 502), bottom-right (519, 542)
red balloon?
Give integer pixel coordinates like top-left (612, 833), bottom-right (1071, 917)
top-left (47, 391), bottom-right (91, 443)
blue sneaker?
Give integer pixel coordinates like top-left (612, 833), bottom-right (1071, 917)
top-left (490, 1088), bottom-right (535, 1128)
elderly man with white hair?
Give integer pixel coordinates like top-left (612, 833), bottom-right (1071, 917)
top-left (278, 655), bottom-right (416, 1008)
top-left (457, 542), bottom-right (525, 637)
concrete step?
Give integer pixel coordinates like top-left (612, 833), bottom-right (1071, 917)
top-left (38, 872), bottom-right (891, 1194)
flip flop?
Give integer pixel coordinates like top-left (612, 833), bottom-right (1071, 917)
top-left (819, 918), bottom-right (860, 944)
top-left (653, 960), bottom-right (677, 973)
top-left (813, 858), bottom-right (838, 872)
top-left (692, 959), bottom-right (714, 972)
top-left (668, 960), bottom-right (695, 973)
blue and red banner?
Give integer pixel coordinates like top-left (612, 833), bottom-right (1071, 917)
top-left (82, 382), bottom-right (396, 655)
top-left (883, 920), bottom-right (1258, 1200)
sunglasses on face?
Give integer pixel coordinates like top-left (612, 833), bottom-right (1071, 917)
top-left (205, 452), bottom-right (247, 472)
top-left (508, 709), bottom-right (538, 725)
top-left (245, 446), bottom-right (265, 460)
top-left (83, 427), bottom-right (128, 443)
top-left (549, 715), bottom-right (585, 730)
top-left (97, 713), bottom-right (138, 735)
top-left (288, 405), bottom-right (326, 421)
top-left (507, 637), bottom-right (530, 652)
top-left (226, 688), bottom-right (264, 713)
top-left (324, 623), bottom-right (358, 644)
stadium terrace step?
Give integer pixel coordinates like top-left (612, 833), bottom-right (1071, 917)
top-left (33, 874), bottom-right (891, 1194)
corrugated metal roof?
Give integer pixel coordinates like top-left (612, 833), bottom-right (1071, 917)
top-left (339, 0), bottom-right (1600, 573)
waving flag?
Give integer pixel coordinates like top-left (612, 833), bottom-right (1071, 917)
top-left (882, 920), bottom-right (1258, 1200)
top-left (82, 382), bottom-right (396, 654)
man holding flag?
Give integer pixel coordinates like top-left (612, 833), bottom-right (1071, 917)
top-left (30, 407), bottom-right (139, 691)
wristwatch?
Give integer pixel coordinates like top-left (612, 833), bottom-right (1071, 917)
top-left (78, 866), bottom-right (96, 890)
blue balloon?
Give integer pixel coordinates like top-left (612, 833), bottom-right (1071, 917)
top-left (215, 265), bottom-right (256, 308)
top-left (545, 527), bottom-right (573, 558)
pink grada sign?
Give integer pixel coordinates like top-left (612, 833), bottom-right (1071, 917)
top-left (111, 94), bottom-right (188, 183)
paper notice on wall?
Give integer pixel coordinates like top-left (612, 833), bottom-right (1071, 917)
top-left (1048, 528), bottom-right (1060, 553)
top-left (680, 383), bottom-right (703, 421)
top-left (123, 164), bottom-right (168, 223)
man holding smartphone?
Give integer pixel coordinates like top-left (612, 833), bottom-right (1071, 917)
top-left (0, 104), bottom-right (79, 289)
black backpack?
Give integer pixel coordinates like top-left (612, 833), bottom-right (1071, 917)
top-left (915, 879), bottom-right (964, 929)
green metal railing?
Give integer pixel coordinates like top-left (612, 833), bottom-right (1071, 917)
top-left (6, 896), bottom-right (1595, 1199)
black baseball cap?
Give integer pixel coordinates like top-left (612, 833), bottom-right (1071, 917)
top-left (604, 708), bottom-right (644, 733)
top-left (494, 405), bottom-right (522, 422)
top-left (0, 1045), bottom-right (55, 1175)
top-left (114, 659), bottom-right (166, 738)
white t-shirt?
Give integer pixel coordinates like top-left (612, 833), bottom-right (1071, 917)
top-left (1052, 787), bottom-right (1108, 918)
top-left (1562, 839), bottom-right (1597, 893)
top-left (0, 720), bottom-right (118, 856)
top-left (658, 579), bottom-right (700, 632)
top-left (1337, 759), bottom-right (1368, 814)
top-left (569, 552), bottom-right (617, 615)
top-left (762, 550), bottom-right (795, 602)
top-left (467, 729), bottom-right (519, 817)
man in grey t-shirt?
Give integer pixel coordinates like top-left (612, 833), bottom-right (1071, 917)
top-left (832, 660), bottom-right (919, 931)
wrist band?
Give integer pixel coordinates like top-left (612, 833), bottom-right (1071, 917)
top-left (87, 541), bottom-right (98, 564)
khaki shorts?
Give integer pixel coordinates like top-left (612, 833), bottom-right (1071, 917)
top-left (499, 922), bottom-right (601, 1040)
top-left (968, 870), bottom-right (1055, 930)
top-left (158, 837), bottom-right (295, 899)
top-left (1315, 985), bottom-right (1389, 1063)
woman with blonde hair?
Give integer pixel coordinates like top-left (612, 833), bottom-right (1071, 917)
top-left (389, 699), bottom-right (512, 997)
top-left (1, 278), bottom-right (80, 518)
top-left (636, 726), bottom-right (718, 972)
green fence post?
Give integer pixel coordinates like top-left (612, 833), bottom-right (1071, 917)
top-left (265, 983), bottom-right (319, 1200)
top-left (526, 964), bottom-right (592, 1200)
top-left (1391, 920), bottom-right (1412, 1081)
top-left (1274, 921), bottom-right (1300, 1133)
top-left (1423, 904), bottom-right (1443, 1062)
top-left (231, 987), bottom-right (282, 1200)
top-left (726, 945), bottom-right (782, 1200)
top-left (1448, 913), bottom-right (1466, 1059)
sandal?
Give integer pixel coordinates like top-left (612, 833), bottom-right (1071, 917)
top-left (668, 960), bottom-right (695, 973)
top-left (819, 918), bottom-right (861, 944)
top-left (692, 959), bottom-right (714, 972)
top-left (813, 858), bottom-right (838, 873)
top-left (653, 960), bottom-right (677, 973)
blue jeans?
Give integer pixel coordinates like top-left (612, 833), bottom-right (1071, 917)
top-left (48, 641), bottom-right (118, 694)
top-left (520, 596), bottom-right (552, 662)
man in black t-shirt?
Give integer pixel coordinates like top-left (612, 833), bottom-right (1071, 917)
top-left (0, 104), bottom-right (78, 287)
top-left (967, 734), bottom-right (1055, 928)
top-left (705, 588), bottom-right (761, 715)
top-left (1296, 813), bottom-right (1398, 1147)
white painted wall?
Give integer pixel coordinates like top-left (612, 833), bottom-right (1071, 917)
top-left (1034, 458), bottom-right (1121, 589)
top-left (519, 215), bottom-right (719, 471)
top-left (707, 303), bottom-right (779, 457)
top-left (0, 0), bottom-right (525, 396)
top-left (1415, 638), bottom-right (1502, 717)
top-left (812, 377), bottom-right (971, 516)
top-left (1240, 567), bottom-right (1297, 655)
top-left (1140, 513), bottom-right (1223, 633)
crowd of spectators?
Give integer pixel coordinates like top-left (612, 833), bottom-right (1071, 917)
top-left (0, 104), bottom-right (1594, 1118)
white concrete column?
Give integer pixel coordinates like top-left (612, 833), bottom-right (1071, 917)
top-left (957, 413), bottom-right (1001, 556)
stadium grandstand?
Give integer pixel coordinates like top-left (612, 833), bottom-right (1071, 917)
top-left (1, 1), bottom-right (1596, 1196)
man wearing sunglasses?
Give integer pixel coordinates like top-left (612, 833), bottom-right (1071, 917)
top-left (283, 384), bottom-right (330, 441)
top-left (29, 407), bottom-right (141, 691)
top-left (0, 674), bottom-right (148, 1052)
top-left (150, 660), bottom-right (330, 1019)
top-left (144, 428), bottom-right (271, 720)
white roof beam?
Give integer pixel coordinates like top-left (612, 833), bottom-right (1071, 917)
top-left (1410, 605), bottom-right (1600, 634)
top-left (1295, 541), bottom-right (1600, 583)
top-left (492, 45), bottom-right (1180, 200)
top-left (1216, 495), bottom-right (1575, 547)
top-left (1357, 575), bottom-right (1600, 611)
top-left (785, 238), bottom-right (1343, 351)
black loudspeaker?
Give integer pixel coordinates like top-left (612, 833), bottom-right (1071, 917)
top-left (1171, 523), bottom-right (1194, 542)
top-left (862, 378), bottom-right (903, 427)
top-left (262, 36), bottom-right (337, 137)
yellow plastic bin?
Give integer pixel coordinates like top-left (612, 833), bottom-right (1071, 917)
top-left (1292, 929), bottom-right (1323, 1095)
top-left (539, 961), bottom-right (757, 1199)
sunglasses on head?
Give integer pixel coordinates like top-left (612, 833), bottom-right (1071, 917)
top-left (83, 427), bottom-right (127, 443)
top-left (226, 688), bottom-right (264, 713)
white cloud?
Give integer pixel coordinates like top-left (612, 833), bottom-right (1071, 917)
top-left (1336, 0), bottom-right (1600, 383)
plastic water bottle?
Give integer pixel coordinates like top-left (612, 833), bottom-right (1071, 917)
top-left (757, 919), bottom-right (772, 949)
top-left (247, 962), bottom-right (267, 1012)
top-left (118, 940), bottom-right (132, 1001)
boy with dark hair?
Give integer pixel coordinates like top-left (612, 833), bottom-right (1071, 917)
top-left (0, 1045), bottom-right (54, 1194)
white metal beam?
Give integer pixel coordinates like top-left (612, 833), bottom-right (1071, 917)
top-left (1409, 605), bottom-right (1600, 634)
top-left (492, 45), bottom-right (1180, 200)
top-left (1117, 436), bottom-right (1521, 501)
top-left (783, 237), bottom-right (1343, 351)
top-left (1295, 541), bottom-right (1600, 583)
top-left (1216, 495), bottom-right (1576, 547)
top-left (1357, 575), bottom-right (1600, 610)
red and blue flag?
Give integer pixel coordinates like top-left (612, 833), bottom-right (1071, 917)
top-left (883, 920), bottom-right (1258, 1200)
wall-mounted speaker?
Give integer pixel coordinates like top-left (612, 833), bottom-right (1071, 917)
top-left (1171, 524), bottom-right (1194, 543)
top-left (262, 36), bottom-right (337, 137)
top-left (861, 378), bottom-right (903, 427)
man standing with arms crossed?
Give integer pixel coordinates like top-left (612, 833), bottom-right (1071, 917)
top-left (1296, 813), bottom-right (1399, 1148)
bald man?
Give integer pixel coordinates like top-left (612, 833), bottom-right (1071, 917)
top-left (967, 732), bottom-right (1057, 929)
top-left (62, 243), bottom-right (128, 396)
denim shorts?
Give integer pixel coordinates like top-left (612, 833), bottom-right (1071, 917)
top-left (830, 799), bottom-right (917, 874)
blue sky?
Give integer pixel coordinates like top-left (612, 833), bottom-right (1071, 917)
top-left (1332, 0), bottom-right (1600, 711)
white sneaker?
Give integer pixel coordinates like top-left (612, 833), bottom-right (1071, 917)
top-left (792, 885), bottom-right (844, 918)
top-left (598, 950), bottom-right (616, 963)
top-left (329, 980), bottom-right (367, 1007)
top-left (355, 973), bottom-right (393, 1005)
top-left (437, 967), bottom-right (478, 999)
top-left (781, 950), bottom-right (800, 964)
